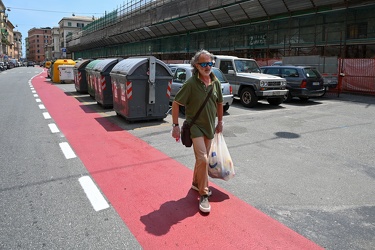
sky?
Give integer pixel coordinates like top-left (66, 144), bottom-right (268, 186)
top-left (3, 0), bottom-right (127, 56)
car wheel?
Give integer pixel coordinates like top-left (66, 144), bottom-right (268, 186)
top-left (299, 97), bottom-right (309, 102)
top-left (283, 92), bottom-right (293, 102)
top-left (267, 97), bottom-right (283, 106)
top-left (240, 87), bottom-right (258, 108)
top-left (320, 87), bottom-right (327, 97)
top-left (223, 104), bottom-right (230, 112)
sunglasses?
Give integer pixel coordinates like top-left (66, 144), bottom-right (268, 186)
top-left (198, 62), bottom-right (214, 67)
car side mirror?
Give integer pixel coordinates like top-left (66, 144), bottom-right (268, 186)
top-left (228, 69), bottom-right (235, 75)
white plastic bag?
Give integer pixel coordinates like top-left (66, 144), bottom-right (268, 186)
top-left (208, 133), bottom-right (235, 181)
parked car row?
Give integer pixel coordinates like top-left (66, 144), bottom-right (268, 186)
top-left (167, 61), bottom-right (327, 114)
top-left (0, 61), bottom-right (36, 71)
top-left (0, 61), bottom-right (18, 71)
top-left (167, 61), bottom-right (326, 111)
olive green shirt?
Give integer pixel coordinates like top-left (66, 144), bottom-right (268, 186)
top-left (174, 72), bottom-right (223, 139)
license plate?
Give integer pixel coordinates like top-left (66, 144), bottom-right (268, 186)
top-left (313, 82), bottom-right (320, 85)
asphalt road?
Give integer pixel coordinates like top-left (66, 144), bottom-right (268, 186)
top-left (0, 67), bottom-right (141, 249)
top-left (1, 66), bottom-right (374, 249)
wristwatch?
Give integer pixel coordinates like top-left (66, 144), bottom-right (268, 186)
top-left (172, 123), bottom-right (179, 127)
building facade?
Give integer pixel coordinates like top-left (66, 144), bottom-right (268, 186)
top-left (25, 37), bottom-right (29, 60)
top-left (13, 30), bottom-right (22, 60)
top-left (66, 0), bottom-right (375, 61)
top-left (24, 16), bottom-right (93, 62)
top-left (0, 1), bottom-right (15, 62)
top-left (27, 27), bottom-right (52, 63)
top-left (58, 16), bottom-right (94, 58)
top-left (50, 27), bottom-right (60, 59)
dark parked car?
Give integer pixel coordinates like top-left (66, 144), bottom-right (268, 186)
top-left (261, 65), bottom-right (325, 102)
top-left (0, 62), bottom-right (5, 71)
top-left (27, 61), bottom-right (35, 67)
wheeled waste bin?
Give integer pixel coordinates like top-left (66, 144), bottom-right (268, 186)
top-left (110, 56), bottom-right (173, 121)
top-left (92, 58), bottom-right (122, 108)
top-left (85, 59), bottom-right (103, 98)
top-left (51, 59), bottom-right (76, 83)
top-left (45, 61), bottom-right (52, 69)
top-left (74, 59), bottom-right (92, 93)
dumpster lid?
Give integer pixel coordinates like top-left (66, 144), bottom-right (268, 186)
top-left (85, 59), bottom-right (103, 70)
top-left (110, 57), bottom-right (172, 75)
top-left (93, 58), bottom-right (121, 72)
top-left (54, 59), bottom-right (76, 65)
top-left (74, 59), bottom-right (93, 69)
top-left (58, 64), bottom-right (75, 68)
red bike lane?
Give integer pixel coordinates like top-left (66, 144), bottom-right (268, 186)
top-left (32, 71), bottom-right (323, 250)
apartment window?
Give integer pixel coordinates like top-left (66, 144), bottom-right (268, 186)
top-left (68, 22), bottom-right (72, 27)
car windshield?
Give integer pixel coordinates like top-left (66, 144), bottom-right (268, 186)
top-left (211, 68), bottom-right (227, 83)
top-left (234, 60), bottom-right (260, 73)
top-left (168, 66), bottom-right (177, 73)
top-left (304, 68), bottom-right (321, 78)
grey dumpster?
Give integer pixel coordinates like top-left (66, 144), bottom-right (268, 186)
top-left (85, 59), bottom-right (103, 98)
top-left (110, 56), bottom-right (173, 121)
top-left (92, 58), bottom-right (122, 108)
top-left (74, 59), bottom-right (92, 93)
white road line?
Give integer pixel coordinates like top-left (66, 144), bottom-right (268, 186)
top-left (33, 94), bottom-right (38, 97)
top-left (43, 112), bottom-right (51, 119)
top-left (36, 98), bottom-right (41, 103)
top-left (78, 176), bottom-right (110, 212)
top-left (59, 142), bottom-right (76, 159)
top-left (32, 90), bottom-right (36, 93)
top-left (38, 104), bottom-right (46, 109)
top-left (48, 123), bottom-right (60, 133)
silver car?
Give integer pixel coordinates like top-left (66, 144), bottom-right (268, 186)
top-left (168, 64), bottom-right (233, 112)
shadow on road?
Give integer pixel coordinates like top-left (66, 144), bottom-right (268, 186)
top-left (140, 187), bottom-right (230, 236)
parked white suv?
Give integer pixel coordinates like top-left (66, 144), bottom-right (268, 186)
top-left (214, 55), bottom-right (288, 108)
